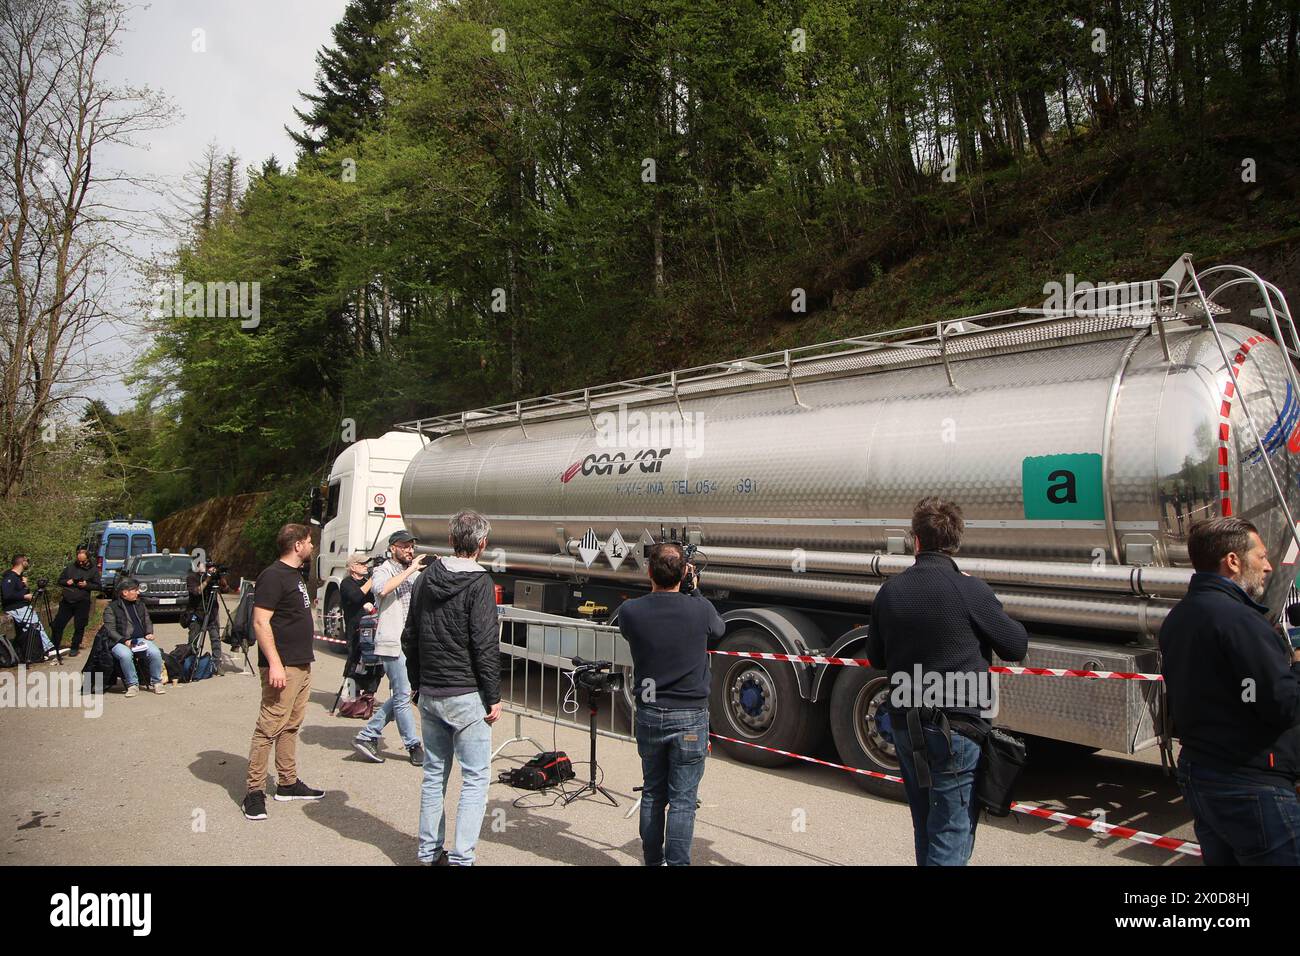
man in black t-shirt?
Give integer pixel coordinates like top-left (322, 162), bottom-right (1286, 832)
top-left (242, 524), bottom-right (325, 821)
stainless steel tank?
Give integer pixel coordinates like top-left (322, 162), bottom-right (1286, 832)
top-left (401, 310), bottom-right (1300, 625)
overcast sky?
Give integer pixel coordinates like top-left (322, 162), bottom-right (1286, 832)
top-left (89, 0), bottom-right (350, 411)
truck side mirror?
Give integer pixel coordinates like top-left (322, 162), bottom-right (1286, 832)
top-left (308, 486), bottom-right (323, 527)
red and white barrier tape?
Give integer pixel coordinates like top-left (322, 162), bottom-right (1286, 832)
top-left (709, 732), bottom-right (1200, 857)
top-left (710, 649), bottom-right (872, 668)
top-left (990, 665), bottom-right (1162, 681)
top-left (314, 633), bottom-right (348, 647)
top-left (708, 649), bottom-right (1164, 682)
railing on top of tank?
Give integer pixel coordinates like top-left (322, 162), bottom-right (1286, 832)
top-left (395, 256), bottom-right (1263, 440)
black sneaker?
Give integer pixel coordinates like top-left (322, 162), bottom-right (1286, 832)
top-left (408, 744), bottom-right (424, 766)
top-left (422, 849), bottom-right (449, 866)
top-left (274, 779), bottom-right (325, 801)
top-left (353, 737), bottom-right (383, 763)
top-left (242, 791), bottom-right (267, 821)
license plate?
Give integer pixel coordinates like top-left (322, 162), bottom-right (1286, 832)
top-left (158, 598), bottom-right (177, 605)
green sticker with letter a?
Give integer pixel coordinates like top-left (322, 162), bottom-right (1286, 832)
top-left (1022, 453), bottom-right (1104, 520)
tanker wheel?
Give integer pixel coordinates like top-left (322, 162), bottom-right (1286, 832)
top-left (322, 588), bottom-right (344, 646)
top-left (829, 667), bottom-right (905, 801)
top-left (709, 629), bottom-right (827, 768)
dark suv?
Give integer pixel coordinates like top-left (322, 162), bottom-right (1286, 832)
top-left (119, 553), bottom-right (193, 620)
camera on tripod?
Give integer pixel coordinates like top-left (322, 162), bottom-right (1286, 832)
top-left (571, 657), bottom-right (624, 695)
top-left (34, 578), bottom-right (49, 591)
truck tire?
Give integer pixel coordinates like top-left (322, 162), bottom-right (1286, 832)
top-left (322, 587), bottom-right (344, 647)
top-left (709, 629), bottom-right (827, 768)
top-left (828, 666), bottom-right (905, 801)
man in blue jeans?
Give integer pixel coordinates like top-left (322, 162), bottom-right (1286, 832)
top-left (1161, 517), bottom-right (1300, 865)
top-left (2, 554), bottom-right (56, 659)
top-left (353, 531), bottom-right (427, 765)
top-left (102, 578), bottom-right (166, 698)
top-left (866, 498), bottom-right (1028, 866)
top-left (402, 511), bottom-right (501, 866)
top-left (618, 543), bottom-right (725, 866)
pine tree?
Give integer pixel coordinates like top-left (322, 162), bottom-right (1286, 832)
top-left (287, 0), bottom-right (411, 154)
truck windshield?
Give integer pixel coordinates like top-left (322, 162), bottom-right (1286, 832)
top-left (131, 556), bottom-right (193, 576)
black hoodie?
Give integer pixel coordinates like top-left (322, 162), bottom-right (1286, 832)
top-left (402, 555), bottom-right (500, 707)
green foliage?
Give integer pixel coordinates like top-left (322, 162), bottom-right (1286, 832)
top-left (0, 428), bottom-right (112, 602)
top-left (128, 0), bottom-right (1300, 521)
top-left (240, 485), bottom-right (311, 566)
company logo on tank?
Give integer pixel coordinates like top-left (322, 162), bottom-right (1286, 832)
top-left (560, 448), bottom-right (672, 482)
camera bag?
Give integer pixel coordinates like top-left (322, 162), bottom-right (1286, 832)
top-left (497, 751), bottom-right (575, 791)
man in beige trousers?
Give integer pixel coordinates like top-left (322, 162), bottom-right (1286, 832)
top-left (243, 524), bottom-right (326, 820)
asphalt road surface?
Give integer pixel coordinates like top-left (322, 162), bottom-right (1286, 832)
top-left (1, 602), bottom-right (1200, 866)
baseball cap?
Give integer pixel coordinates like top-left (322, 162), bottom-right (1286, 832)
top-left (388, 529), bottom-right (417, 546)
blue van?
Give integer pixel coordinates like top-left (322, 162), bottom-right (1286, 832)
top-left (84, 517), bottom-right (156, 592)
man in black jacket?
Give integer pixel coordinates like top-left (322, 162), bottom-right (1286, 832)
top-left (102, 578), bottom-right (165, 698)
top-left (51, 547), bottom-right (100, 657)
top-left (402, 510), bottom-right (500, 866)
top-left (618, 543), bottom-right (725, 866)
top-left (866, 497), bottom-right (1028, 865)
top-left (1160, 516), bottom-right (1300, 865)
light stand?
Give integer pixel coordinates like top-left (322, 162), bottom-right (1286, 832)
top-left (562, 685), bottom-right (618, 808)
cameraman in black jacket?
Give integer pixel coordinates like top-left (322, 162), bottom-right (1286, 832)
top-left (866, 497), bottom-right (1028, 866)
top-left (402, 510), bottom-right (499, 866)
top-left (187, 562), bottom-right (232, 671)
top-left (1160, 516), bottom-right (1300, 865)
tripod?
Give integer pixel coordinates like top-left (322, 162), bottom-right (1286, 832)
top-left (562, 689), bottom-right (618, 808)
top-left (34, 586), bottom-right (61, 665)
top-left (190, 578), bottom-right (249, 675)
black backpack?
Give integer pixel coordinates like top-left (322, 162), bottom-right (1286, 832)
top-left (497, 751), bottom-right (575, 791)
top-left (13, 618), bottom-right (45, 663)
top-left (164, 642), bottom-right (214, 683)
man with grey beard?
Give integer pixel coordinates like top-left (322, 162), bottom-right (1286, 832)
top-left (1160, 516), bottom-right (1300, 865)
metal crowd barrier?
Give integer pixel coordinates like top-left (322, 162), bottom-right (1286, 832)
top-left (493, 605), bottom-right (637, 758)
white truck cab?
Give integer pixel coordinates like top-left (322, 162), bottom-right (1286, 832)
top-left (310, 430), bottom-right (426, 642)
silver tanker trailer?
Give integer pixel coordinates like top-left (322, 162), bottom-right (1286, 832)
top-left (391, 256), bottom-right (1300, 794)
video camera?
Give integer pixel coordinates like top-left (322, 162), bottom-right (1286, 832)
top-left (570, 657), bottom-right (624, 695)
top-left (640, 530), bottom-right (704, 593)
